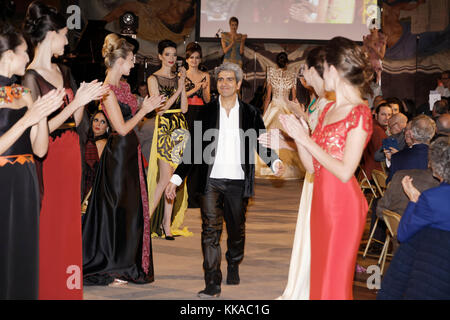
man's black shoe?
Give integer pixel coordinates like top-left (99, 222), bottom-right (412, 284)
top-left (197, 286), bottom-right (221, 298)
top-left (226, 266), bottom-right (240, 285)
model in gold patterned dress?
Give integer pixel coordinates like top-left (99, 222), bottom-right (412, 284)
top-left (256, 53), bottom-right (305, 179)
top-left (147, 40), bottom-right (191, 239)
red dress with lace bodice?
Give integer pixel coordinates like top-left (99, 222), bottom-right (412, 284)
top-left (310, 102), bottom-right (373, 300)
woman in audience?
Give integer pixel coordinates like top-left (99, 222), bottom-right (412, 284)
top-left (82, 110), bottom-right (110, 204)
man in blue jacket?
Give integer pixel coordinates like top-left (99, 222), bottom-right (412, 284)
top-left (387, 115), bottom-right (436, 183)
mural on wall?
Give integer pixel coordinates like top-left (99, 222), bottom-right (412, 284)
top-left (79, 0), bottom-right (196, 43)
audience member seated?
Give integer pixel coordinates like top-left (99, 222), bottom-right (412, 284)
top-left (435, 70), bottom-right (450, 98)
top-left (377, 136), bottom-right (450, 300)
top-left (361, 102), bottom-right (392, 178)
top-left (398, 137), bottom-right (450, 243)
top-left (82, 111), bottom-right (110, 202)
top-left (377, 168), bottom-right (440, 219)
top-left (386, 115), bottom-right (436, 183)
top-left (385, 97), bottom-right (406, 115)
top-left (434, 114), bottom-right (450, 140)
top-left (431, 99), bottom-right (449, 120)
top-left (374, 112), bottom-right (408, 163)
top-left (401, 98), bottom-right (415, 120)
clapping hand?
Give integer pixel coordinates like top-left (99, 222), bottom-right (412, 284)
top-left (383, 147), bottom-right (399, 161)
top-left (178, 67), bottom-right (187, 85)
top-left (286, 100), bottom-right (307, 120)
top-left (74, 80), bottom-right (109, 108)
top-left (279, 114), bottom-right (310, 145)
top-left (25, 88), bottom-right (66, 126)
top-left (401, 175), bottom-right (421, 203)
top-left (258, 129), bottom-right (295, 151)
top-left (142, 94), bottom-right (166, 114)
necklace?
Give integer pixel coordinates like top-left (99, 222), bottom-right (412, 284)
top-left (307, 97), bottom-right (317, 114)
top-left (0, 81), bottom-right (29, 106)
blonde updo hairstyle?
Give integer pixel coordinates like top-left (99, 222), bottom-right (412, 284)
top-left (325, 36), bottom-right (373, 98)
top-left (102, 33), bottom-right (134, 71)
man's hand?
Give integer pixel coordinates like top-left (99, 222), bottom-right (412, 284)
top-left (401, 175), bottom-right (421, 203)
top-left (165, 182), bottom-right (177, 201)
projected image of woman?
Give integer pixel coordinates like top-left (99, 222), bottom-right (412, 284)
top-left (221, 16), bottom-right (247, 68)
top-left (289, 0), bottom-right (356, 24)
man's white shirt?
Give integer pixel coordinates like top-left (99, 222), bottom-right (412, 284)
top-left (170, 95), bottom-right (281, 186)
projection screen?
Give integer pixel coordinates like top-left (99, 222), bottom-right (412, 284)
top-left (197, 0), bottom-right (381, 42)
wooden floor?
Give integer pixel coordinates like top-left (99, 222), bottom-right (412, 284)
top-left (84, 178), bottom-right (384, 300)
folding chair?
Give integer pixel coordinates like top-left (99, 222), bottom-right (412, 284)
top-left (379, 209), bottom-right (402, 274)
top-left (362, 169), bottom-right (388, 258)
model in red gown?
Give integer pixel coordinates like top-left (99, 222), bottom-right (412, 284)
top-left (309, 102), bottom-right (373, 300)
top-left (23, 65), bottom-right (83, 299)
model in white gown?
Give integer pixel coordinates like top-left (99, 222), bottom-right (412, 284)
top-left (272, 47), bottom-right (331, 299)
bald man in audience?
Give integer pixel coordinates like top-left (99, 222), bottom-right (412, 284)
top-left (375, 112), bottom-right (408, 163)
top-left (387, 115), bottom-right (436, 183)
top-left (434, 113), bottom-right (450, 140)
top-left (432, 99), bottom-right (449, 120)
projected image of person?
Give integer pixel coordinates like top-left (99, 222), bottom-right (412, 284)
top-left (279, 37), bottom-right (373, 300)
top-left (221, 17), bottom-right (247, 68)
top-left (289, 0), bottom-right (356, 24)
top-left (255, 52), bottom-right (304, 179)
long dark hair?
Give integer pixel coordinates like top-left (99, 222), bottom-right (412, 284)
top-left (22, 1), bottom-right (66, 48)
top-left (325, 37), bottom-right (373, 98)
top-left (158, 39), bottom-right (177, 55)
top-left (306, 46), bottom-right (326, 78)
top-left (87, 110), bottom-right (110, 141)
top-left (0, 22), bottom-right (24, 59)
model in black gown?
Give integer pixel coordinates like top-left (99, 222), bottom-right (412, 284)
top-left (82, 81), bottom-right (154, 286)
top-left (0, 78), bottom-right (39, 299)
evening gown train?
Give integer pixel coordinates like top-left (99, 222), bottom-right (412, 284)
top-left (23, 65), bottom-right (83, 300)
top-left (309, 102), bottom-right (372, 300)
top-left (0, 82), bottom-right (39, 299)
top-left (82, 81), bottom-right (154, 285)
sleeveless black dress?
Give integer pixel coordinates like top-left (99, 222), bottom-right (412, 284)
top-left (0, 85), bottom-right (39, 299)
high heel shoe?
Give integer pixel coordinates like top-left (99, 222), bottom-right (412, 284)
top-left (163, 227), bottom-right (175, 241)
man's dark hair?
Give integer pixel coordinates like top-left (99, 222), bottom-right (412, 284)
top-left (375, 102), bottom-right (392, 114)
